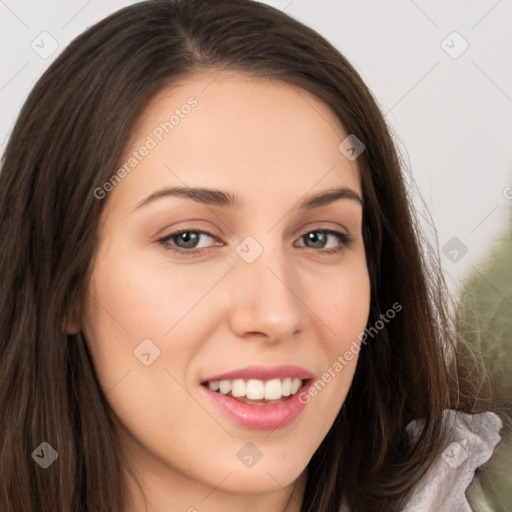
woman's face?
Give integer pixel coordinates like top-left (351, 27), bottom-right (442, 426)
top-left (80, 71), bottom-right (370, 506)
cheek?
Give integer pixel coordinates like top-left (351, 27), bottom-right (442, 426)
top-left (85, 245), bottom-right (223, 341)
top-left (312, 259), bottom-right (371, 347)
top-left (81, 252), bottom-right (208, 444)
top-left (303, 258), bottom-right (370, 404)
top-left (81, 242), bottom-right (232, 396)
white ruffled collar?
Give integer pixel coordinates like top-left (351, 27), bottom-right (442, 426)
top-left (338, 409), bottom-right (503, 511)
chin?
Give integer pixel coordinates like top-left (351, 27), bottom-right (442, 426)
top-left (216, 462), bottom-right (306, 495)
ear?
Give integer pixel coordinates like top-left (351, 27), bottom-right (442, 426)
top-left (62, 307), bottom-right (81, 335)
top-left (64, 321), bottom-right (81, 335)
top-left (62, 297), bottom-right (83, 335)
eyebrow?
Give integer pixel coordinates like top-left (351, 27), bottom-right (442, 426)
top-left (132, 185), bottom-right (363, 212)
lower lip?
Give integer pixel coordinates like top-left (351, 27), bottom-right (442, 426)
top-left (200, 381), bottom-right (312, 431)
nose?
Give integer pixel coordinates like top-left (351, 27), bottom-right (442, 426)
top-left (227, 244), bottom-right (305, 344)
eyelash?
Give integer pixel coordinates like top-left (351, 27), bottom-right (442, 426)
top-left (156, 228), bottom-right (354, 257)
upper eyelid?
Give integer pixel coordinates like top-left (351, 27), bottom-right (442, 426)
top-left (160, 229), bottom-right (218, 244)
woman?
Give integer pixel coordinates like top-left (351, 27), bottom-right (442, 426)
top-left (0, 1), bottom-right (503, 511)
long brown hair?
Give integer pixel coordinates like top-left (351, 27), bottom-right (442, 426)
top-left (0, 1), bottom-right (493, 510)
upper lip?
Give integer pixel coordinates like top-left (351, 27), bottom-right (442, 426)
top-left (201, 365), bottom-right (314, 383)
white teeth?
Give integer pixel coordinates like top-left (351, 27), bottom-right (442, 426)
top-left (264, 378), bottom-right (282, 400)
top-left (218, 380), bottom-right (231, 395)
top-left (231, 379), bottom-right (246, 397)
top-left (282, 377), bottom-right (292, 397)
top-left (207, 377), bottom-right (305, 400)
top-left (291, 377), bottom-right (301, 394)
top-left (246, 379), bottom-right (265, 399)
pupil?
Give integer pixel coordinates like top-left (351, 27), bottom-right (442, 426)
top-left (307, 232), bottom-right (326, 248)
top-left (177, 232), bottom-right (199, 248)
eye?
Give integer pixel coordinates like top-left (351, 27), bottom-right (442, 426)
top-left (157, 229), bottom-right (218, 256)
top-left (156, 228), bottom-right (353, 257)
top-left (295, 229), bottom-right (353, 254)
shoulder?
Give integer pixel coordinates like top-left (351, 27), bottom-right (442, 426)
top-left (401, 409), bottom-right (503, 512)
top-left (338, 409), bottom-right (503, 512)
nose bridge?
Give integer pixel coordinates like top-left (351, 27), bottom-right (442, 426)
top-left (229, 236), bottom-right (304, 340)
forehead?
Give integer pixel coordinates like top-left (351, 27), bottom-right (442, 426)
top-left (109, 71), bottom-right (361, 213)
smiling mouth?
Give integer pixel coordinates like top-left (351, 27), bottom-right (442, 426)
top-left (201, 377), bottom-right (309, 406)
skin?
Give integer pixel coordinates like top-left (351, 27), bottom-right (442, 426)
top-left (74, 71), bottom-right (371, 512)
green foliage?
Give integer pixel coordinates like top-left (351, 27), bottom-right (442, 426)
top-left (458, 208), bottom-right (512, 512)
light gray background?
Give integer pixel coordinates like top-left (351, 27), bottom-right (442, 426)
top-left (1, 0), bottom-right (511, 296)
